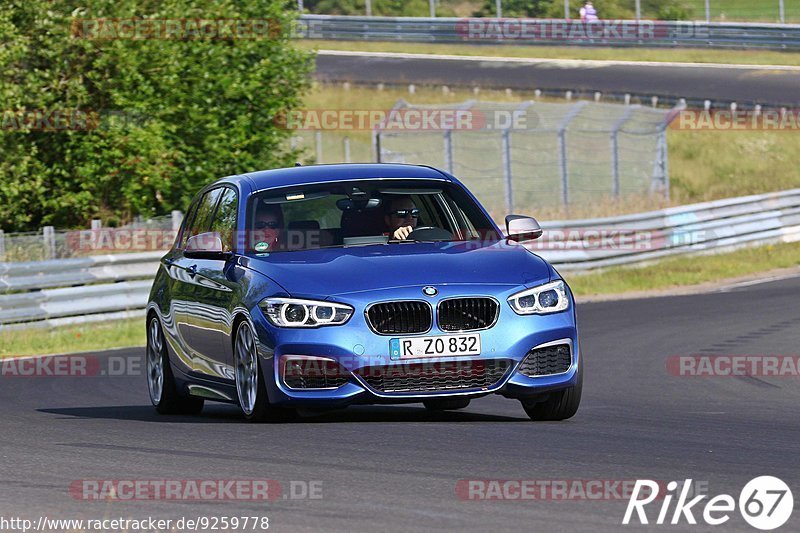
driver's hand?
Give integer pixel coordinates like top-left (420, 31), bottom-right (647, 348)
top-left (393, 226), bottom-right (413, 240)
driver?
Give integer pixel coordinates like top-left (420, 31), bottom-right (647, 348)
top-left (384, 195), bottom-right (419, 240)
top-left (251, 203), bottom-right (283, 251)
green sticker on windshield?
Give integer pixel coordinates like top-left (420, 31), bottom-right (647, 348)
top-left (254, 242), bottom-right (270, 252)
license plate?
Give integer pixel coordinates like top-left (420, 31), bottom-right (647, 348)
top-left (390, 333), bottom-right (481, 360)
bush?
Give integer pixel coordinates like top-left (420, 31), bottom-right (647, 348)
top-left (0, 0), bottom-right (313, 232)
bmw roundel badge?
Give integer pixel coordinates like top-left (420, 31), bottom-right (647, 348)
top-left (423, 286), bottom-right (438, 297)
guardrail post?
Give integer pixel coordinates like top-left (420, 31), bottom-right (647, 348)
top-left (496, 0), bottom-right (502, 17)
top-left (780, 0), bottom-right (785, 23)
top-left (0, 230), bottom-right (5, 261)
top-left (705, 0), bottom-right (710, 22)
top-left (372, 130), bottom-right (381, 162)
top-left (429, 0), bottom-right (436, 17)
top-left (43, 226), bottom-right (56, 260)
top-left (365, 0), bottom-right (372, 16)
top-left (501, 128), bottom-right (513, 213)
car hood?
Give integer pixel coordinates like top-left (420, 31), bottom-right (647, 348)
top-left (244, 240), bottom-right (552, 297)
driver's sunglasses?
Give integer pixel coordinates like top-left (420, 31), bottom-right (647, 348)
top-left (254, 220), bottom-right (280, 230)
top-left (391, 208), bottom-right (420, 219)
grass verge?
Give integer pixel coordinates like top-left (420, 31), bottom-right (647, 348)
top-left (299, 40), bottom-right (800, 67)
top-left (568, 240), bottom-right (800, 296)
top-left (0, 318), bottom-right (144, 358)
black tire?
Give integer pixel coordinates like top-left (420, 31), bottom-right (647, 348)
top-left (147, 316), bottom-right (204, 415)
top-left (423, 398), bottom-right (471, 411)
top-left (234, 321), bottom-right (296, 423)
top-left (521, 355), bottom-right (582, 421)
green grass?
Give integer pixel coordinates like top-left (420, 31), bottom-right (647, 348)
top-left (0, 318), bottom-right (144, 358)
top-left (685, 0), bottom-right (800, 23)
top-left (568, 240), bottom-right (800, 296)
top-left (299, 40), bottom-right (800, 67)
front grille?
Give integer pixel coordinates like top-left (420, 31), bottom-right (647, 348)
top-left (283, 358), bottom-right (349, 389)
top-left (518, 344), bottom-right (572, 377)
top-left (438, 297), bottom-right (499, 331)
top-left (357, 359), bottom-right (512, 393)
top-left (367, 301), bottom-right (432, 335)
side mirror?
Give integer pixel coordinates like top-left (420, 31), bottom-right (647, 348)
top-left (506, 215), bottom-right (543, 242)
top-left (185, 232), bottom-right (231, 260)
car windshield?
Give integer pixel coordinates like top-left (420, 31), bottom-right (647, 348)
top-left (246, 179), bottom-right (499, 253)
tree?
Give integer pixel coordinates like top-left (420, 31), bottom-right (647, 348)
top-left (0, 0), bottom-right (313, 231)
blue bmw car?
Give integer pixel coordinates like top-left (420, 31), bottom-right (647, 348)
top-left (146, 163), bottom-right (582, 422)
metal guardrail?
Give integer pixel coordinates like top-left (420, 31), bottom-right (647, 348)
top-left (296, 15), bottom-right (800, 50)
top-left (2, 189), bottom-right (799, 328)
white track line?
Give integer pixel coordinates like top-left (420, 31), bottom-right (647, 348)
top-left (318, 49), bottom-right (800, 71)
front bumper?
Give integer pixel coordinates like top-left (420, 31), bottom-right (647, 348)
top-left (251, 285), bottom-right (580, 407)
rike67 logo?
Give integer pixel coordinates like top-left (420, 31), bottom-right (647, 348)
top-left (623, 477), bottom-right (793, 530)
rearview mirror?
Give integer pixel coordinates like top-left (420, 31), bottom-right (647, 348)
top-left (506, 215), bottom-right (543, 242)
top-left (185, 232), bottom-right (231, 260)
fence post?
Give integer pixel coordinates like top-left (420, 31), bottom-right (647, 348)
top-left (564, 0), bottom-right (569, 18)
top-left (315, 130), bottom-right (323, 163)
top-left (91, 219), bottom-right (102, 252)
top-left (635, 0), bottom-right (641, 21)
top-left (610, 106), bottom-right (636, 198)
top-left (557, 101), bottom-right (588, 206)
top-left (429, 0), bottom-right (436, 17)
top-left (496, 0), bottom-right (502, 17)
top-left (365, 0), bottom-right (372, 16)
top-left (779, 0), bottom-right (785, 23)
top-left (43, 226), bottom-right (56, 260)
top-left (501, 128), bottom-right (513, 214)
top-left (171, 210), bottom-right (184, 232)
top-left (0, 230), bottom-right (5, 261)
top-left (344, 136), bottom-right (351, 163)
top-left (443, 130), bottom-right (454, 174)
top-left (372, 130), bottom-right (381, 162)
top-left (705, 0), bottom-right (710, 22)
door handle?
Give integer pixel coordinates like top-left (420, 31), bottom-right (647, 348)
top-left (186, 265), bottom-right (197, 278)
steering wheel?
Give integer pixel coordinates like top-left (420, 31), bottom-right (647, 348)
top-left (406, 226), bottom-right (454, 241)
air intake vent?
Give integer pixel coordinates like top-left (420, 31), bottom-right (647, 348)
top-left (518, 344), bottom-right (572, 377)
top-left (357, 359), bottom-right (512, 393)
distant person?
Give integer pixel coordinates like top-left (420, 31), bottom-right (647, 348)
top-left (384, 196), bottom-right (419, 240)
top-left (580, 1), bottom-right (599, 21)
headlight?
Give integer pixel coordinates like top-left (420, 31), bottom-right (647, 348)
top-left (259, 298), bottom-right (353, 327)
top-left (508, 280), bottom-right (569, 315)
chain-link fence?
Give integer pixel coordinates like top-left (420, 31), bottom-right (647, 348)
top-left (372, 99), bottom-right (674, 217)
top-left (0, 213), bottom-right (180, 263)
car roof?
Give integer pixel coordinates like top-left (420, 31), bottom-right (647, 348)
top-left (217, 163), bottom-right (454, 192)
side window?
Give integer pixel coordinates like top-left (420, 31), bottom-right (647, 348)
top-left (182, 188), bottom-right (223, 247)
top-left (209, 188), bottom-right (238, 252)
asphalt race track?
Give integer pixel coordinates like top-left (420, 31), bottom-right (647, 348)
top-left (2, 276), bottom-right (800, 532)
top-left (315, 51), bottom-right (800, 108)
